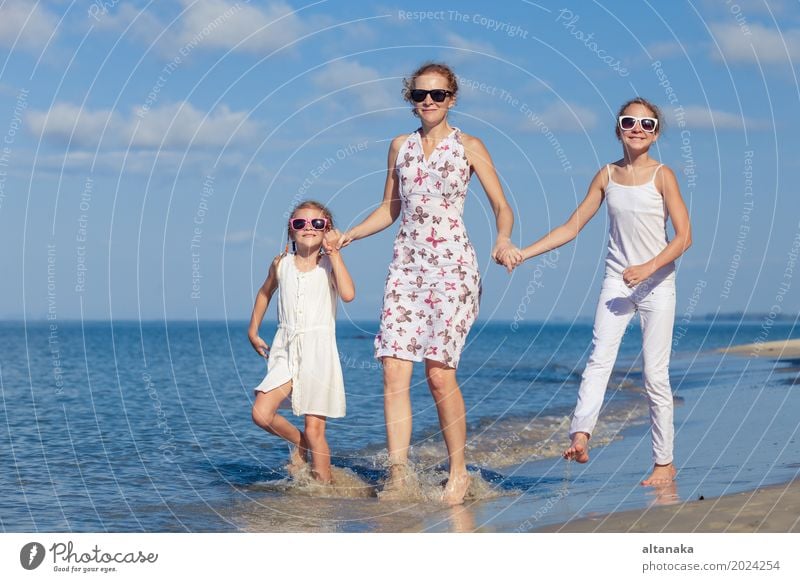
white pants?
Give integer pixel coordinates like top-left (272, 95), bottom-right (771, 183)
top-left (570, 276), bottom-right (676, 464)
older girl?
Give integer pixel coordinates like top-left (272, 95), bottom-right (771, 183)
top-left (519, 97), bottom-right (692, 485)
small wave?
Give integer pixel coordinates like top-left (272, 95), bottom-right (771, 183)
top-left (249, 466), bottom-right (376, 499)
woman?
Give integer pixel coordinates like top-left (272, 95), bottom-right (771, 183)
top-left (518, 97), bottom-right (692, 485)
top-left (338, 62), bottom-right (521, 504)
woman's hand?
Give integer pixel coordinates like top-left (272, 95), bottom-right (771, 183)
top-left (249, 334), bottom-right (270, 358)
top-left (622, 263), bottom-right (655, 287)
top-left (323, 228), bottom-right (342, 253)
top-left (336, 228), bottom-right (357, 250)
top-left (492, 239), bottom-right (524, 273)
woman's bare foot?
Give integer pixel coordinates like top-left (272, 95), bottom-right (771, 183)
top-left (563, 432), bottom-right (590, 463)
top-left (642, 463), bottom-right (677, 486)
top-left (442, 472), bottom-right (471, 506)
top-left (379, 462), bottom-right (422, 500)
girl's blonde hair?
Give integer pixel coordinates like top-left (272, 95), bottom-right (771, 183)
top-left (402, 62), bottom-right (459, 118)
top-left (285, 200), bottom-right (334, 254)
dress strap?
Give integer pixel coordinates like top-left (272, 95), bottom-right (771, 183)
top-left (606, 164), bottom-right (612, 181)
top-left (650, 164), bottom-right (664, 182)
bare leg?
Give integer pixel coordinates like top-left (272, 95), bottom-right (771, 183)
top-left (304, 414), bottom-right (332, 484)
top-left (383, 357), bottom-right (414, 482)
top-left (425, 359), bottom-right (470, 506)
top-left (642, 463), bottom-right (677, 486)
top-left (563, 431), bottom-right (590, 463)
top-left (252, 384), bottom-right (308, 474)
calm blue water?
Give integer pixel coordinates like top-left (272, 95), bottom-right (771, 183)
top-left (0, 319), bottom-right (797, 531)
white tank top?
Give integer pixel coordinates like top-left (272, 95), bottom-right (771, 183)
top-left (604, 164), bottom-right (675, 282)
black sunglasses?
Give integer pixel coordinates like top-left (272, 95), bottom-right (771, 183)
top-left (290, 217), bottom-right (328, 231)
top-left (410, 89), bottom-right (453, 103)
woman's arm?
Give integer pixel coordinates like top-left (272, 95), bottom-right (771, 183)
top-left (247, 256), bottom-right (280, 356)
top-left (520, 168), bottom-right (606, 261)
top-left (462, 134), bottom-right (522, 272)
top-left (622, 166), bottom-right (692, 286)
top-left (337, 135), bottom-right (406, 249)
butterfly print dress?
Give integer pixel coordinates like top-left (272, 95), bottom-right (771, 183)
top-left (374, 128), bottom-right (480, 368)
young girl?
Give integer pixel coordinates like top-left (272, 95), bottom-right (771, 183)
top-left (248, 200), bottom-right (355, 484)
top-left (519, 97), bottom-right (692, 486)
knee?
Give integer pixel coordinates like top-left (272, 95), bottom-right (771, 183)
top-left (251, 402), bottom-right (275, 428)
top-left (426, 371), bottom-right (452, 398)
top-left (305, 422), bottom-right (326, 444)
top-left (644, 365), bottom-right (670, 389)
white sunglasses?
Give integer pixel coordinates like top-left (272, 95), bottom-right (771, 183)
top-left (618, 115), bottom-right (658, 133)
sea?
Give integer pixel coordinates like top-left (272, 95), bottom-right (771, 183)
top-left (1, 319), bottom-right (798, 532)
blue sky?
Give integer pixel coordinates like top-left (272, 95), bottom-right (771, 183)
top-left (1, 0), bottom-right (798, 323)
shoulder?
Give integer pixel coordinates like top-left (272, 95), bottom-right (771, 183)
top-left (388, 133), bottom-right (412, 164)
top-left (459, 132), bottom-right (485, 151)
top-left (390, 133), bottom-right (412, 151)
top-left (654, 164), bottom-right (678, 192)
top-left (459, 133), bottom-right (491, 166)
top-left (593, 163), bottom-right (613, 189)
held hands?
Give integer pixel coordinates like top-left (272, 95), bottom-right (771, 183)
top-left (622, 263), bottom-right (655, 287)
top-left (249, 334), bottom-right (270, 359)
top-left (323, 229), bottom-right (342, 254)
top-left (492, 239), bottom-right (524, 273)
top-left (335, 228), bottom-right (356, 250)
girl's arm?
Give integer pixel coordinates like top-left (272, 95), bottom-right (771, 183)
top-left (326, 250), bottom-right (356, 302)
top-left (324, 230), bottom-right (356, 302)
top-left (462, 134), bottom-right (522, 272)
top-left (520, 168), bottom-right (606, 261)
top-left (337, 136), bottom-right (405, 248)
top-left (622, 166), bottom-right (692, 286)
top-left (247, 256), bottom-right (280, 356)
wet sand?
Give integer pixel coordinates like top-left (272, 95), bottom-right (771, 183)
top-left (536, 479), bottom-right (800, 532)
top-left (536, 337), bottom-right (800, 533)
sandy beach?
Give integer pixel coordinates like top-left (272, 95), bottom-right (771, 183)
top-left (531, 336), bottom-right (800, 534)
top-left (536, 479), bottom-right (800, 532)
top-left (719, 338), bottom-right (800, 359)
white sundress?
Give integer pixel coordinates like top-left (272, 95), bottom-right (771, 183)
top-left (253, 253), bottom-right (345, 418)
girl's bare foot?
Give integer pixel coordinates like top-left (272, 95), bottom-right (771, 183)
top-left (642, 463), bottom-right (676, 486)
top-left (563, 432), bottom-right (590, 463)
top-left (287, 434), bottom-right (309, 477)
top-left (442, 472), bottom-right (471, 506)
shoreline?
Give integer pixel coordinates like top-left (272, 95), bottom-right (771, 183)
top-left (535, 478), bottom-right (800, 532)
top-left (718, 338), bottom-right (800, 359)
top-left (534, 337), bottom-right (800, 534)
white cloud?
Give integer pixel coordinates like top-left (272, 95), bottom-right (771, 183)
top-left (133, 102), bottom-right (258, 148)
top-left (681, 105), bottom-right (763, 130)
top-left (647, 41), bottom-right (687, 60)
top-left (311, 60), bottom-right (395, 112)
top-left (0, 0), bottom-right (59, 52)
top-left (443, 32), bottom-right (497, 59)
top-left (96, 0), bottom-right (310, 57)
top-left (522, 102), bottom-right (598, 133)
top-left (33, 149), bottom-right (269, 177)
top-left (711, 22), bottom-right (800, 63)
top-left (223, 230), bottom-right (255, 244)
top-left (173, 0), bottom-right (308, 55)
top-left (26, 103), bottom-right (120, 146)
top-left (27, 101), bottom-right (261, 149)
